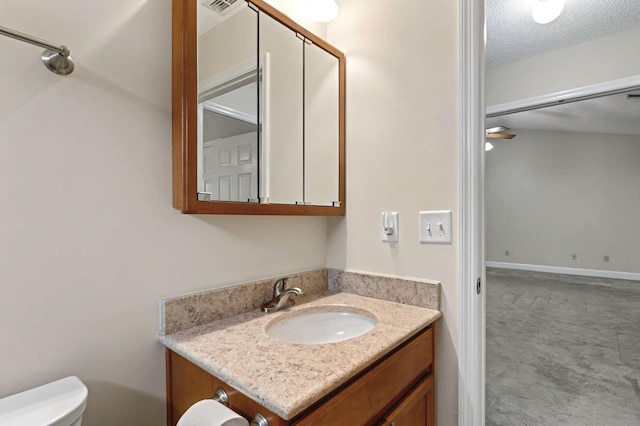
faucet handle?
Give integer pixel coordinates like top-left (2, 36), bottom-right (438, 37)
top-left (273, 275), bottom-right (297, 295)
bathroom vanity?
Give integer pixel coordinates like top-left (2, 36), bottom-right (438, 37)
top-left (160, 292), bottom-right (440, 426)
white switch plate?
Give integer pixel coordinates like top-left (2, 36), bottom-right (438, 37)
top-left (419, 210), bottom-right (452, 244)
top-left (381, 212), bottom-right (398, 243)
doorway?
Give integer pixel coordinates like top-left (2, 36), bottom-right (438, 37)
top-left (484, 84), bottom-right (640, 425)
top-left (458, 1), bottom-right (640, 424)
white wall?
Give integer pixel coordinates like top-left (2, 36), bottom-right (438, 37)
top-left (0, 1), bottom-right (327, 425)
top-left (486, 129), bottom-right (640, 273)
top-left (326, 1), bottom-right (460, 424)
top-left (486, 27), bottom-right (640, 106)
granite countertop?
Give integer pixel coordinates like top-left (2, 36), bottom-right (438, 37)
top-left (158, 291), bottom-right (441, 420)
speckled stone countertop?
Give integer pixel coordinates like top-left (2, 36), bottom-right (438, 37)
top-left (159, 291), bottom-right (441, 420)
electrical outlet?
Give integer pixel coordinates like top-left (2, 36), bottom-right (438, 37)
top-left (604, 255), bottom-right (610, 262)
top-left (505, 250), bottom-right (510, 257)
top-left (571, 254), bottom-right (577, 260)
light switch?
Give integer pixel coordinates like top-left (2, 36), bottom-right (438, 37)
top-left (381, 212), bottom-right (398, 243)
top-left (419, 210), bottom-right (452, 244)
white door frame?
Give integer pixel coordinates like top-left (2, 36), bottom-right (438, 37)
top-left (458, 0), bottom-right (486, 424)
top-left (196, 54), bottom-right (271, 200)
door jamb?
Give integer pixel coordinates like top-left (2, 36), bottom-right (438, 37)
top-left (460, 7), bottom-right (640, 421)
top-left (458, 0), bottom-right (486, 424)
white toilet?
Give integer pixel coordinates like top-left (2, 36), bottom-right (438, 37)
top-left (0, 376), bottom-right (88, 426)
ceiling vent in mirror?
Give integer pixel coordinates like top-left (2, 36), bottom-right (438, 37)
top-left (203, 0), bottom-right (241, 16)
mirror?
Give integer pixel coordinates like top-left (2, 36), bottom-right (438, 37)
top-left (304, 40), bottom-right (340, 206)
top-left (173, 0), bottom-right (345, 215)
top-left (259, 11), bottom-right (304, 205)
top-left (197, 5), bottom-right (259, 203)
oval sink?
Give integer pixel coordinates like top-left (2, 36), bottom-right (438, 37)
top-left (266, 307), bottom-right (377, 345)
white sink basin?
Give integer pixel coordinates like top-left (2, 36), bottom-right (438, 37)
top-left (266, 307), bottom-right (377, 345)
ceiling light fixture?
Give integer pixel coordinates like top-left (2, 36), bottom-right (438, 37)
top-left (532, 0), bottom-right (565, 24)
top-left (305, 0), bottom-right (339, 22)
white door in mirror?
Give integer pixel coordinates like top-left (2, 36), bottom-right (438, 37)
top-left (419, 210), bottom-right (452, 244)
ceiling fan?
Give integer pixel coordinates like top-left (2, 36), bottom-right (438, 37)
top-left (485, 126), bottom-right (516, 151)
top-left (486, 126), bottom-right (516, 139)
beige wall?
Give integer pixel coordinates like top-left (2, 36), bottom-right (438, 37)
top-left (0, 1), bottom-right (327, 425)
top-left (486, 129), bottom-right (640, 273)
top-left (486, 27), bottom-right (640, 106)
top-left (326, 1), bottom-right (460, 424)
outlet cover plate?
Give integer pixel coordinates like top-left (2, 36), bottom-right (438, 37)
top-left (381, 212), bottom-right (399, 243)
top-left (419, 210), bottom-right (452, 244)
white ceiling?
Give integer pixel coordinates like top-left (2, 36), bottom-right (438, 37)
top-left (198, 1), bottom-right (247, 36)
top-left (486, 0), bottom-right (640, 67)
top-left (486, 91), bottom-right (640, 135)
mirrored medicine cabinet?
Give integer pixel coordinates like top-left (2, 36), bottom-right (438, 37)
top-left (172, 0), bottom-right (345, 215)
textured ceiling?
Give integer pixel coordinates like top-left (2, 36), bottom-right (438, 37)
top-left (487, 0), bottom-right (640, 67)
top-left (486, 91), bottom-right (640, 135)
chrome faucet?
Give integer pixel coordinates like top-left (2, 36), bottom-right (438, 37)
top-left (261, 276), bottom-right (304, 313)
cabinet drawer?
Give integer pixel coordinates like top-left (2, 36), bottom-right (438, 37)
top-left (293, 327), bottom-right (433, 426)
top-left (380, 374), bottom-right (434, 426)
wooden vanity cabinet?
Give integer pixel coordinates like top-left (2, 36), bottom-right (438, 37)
top-left (379, 375), bottom-right (434, 426)
top-left (166, 326), bottom-right (434, 426)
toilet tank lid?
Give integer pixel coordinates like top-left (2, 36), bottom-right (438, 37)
top-left (0, 376), bottom-right (88, 426)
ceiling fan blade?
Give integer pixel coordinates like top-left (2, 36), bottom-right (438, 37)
top-left (486, 133), bottom-right (516, 140)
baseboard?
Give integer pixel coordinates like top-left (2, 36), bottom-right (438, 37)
top-left (485, 261), bottom-right (640, 282)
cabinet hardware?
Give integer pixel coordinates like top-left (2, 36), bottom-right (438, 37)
top-left (212, 387), bottom-right (229, 407)
top-left (251, 413), bottom-right (269, 426)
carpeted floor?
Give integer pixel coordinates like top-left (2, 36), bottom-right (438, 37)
top-left (486, 268), bottom-right (640, 426)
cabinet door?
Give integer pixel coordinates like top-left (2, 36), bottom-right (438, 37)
top-left (293, 328), bottom-right (433, 425)
top-left (380, 375), bottom-right (434, 426)
top-left (259, 11), bottom-right (304, 205)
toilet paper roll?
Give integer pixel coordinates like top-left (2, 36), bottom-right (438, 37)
top-left (177, 399), bottom-right (250, 426)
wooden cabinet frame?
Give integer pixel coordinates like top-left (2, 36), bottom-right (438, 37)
top-left (172, 0), bottom-right (346, 215)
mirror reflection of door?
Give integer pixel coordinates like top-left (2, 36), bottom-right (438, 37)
top-left (201, 86), bottom-right (258, 201)
top-left (197, 4), bottom-right (260, 203)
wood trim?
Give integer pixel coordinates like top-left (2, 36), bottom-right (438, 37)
top-left (485, 133), bottom-right (515, 139)
top-left (172, 0), bottom-right (346, 215)
top-left (177, 200), bottom-right (345, 216)
top-left (248, 0), bottom-right (344, 60)
top-left (172, 0), bottom-right (188, 210)
top-left (165, 349), bottom-right (173, 426)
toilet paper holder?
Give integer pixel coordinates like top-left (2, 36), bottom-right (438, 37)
top-left (212, 388), bottom-right (229, 406)
top-left (212, 387), bottom-right (269, 426)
